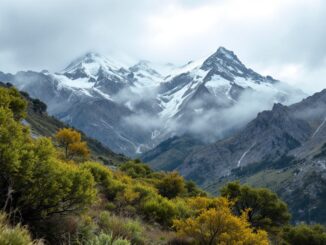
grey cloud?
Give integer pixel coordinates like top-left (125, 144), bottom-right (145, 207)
top-left (0, 0), bottom-right (326, 93)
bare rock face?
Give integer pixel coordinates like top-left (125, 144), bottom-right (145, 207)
top-left (177, 102), bottom-right (314, 185)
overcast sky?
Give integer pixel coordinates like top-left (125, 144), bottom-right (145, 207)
top-left (0, 0), bottom-right (325, 93)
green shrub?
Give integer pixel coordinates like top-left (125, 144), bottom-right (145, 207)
top-left (87, 232), bottom-right (130, 245)
top-left (282, 224), bottom-right (326, 245)
top-left (221, 181), bottom-right (291, 230)
top-left (119, 161), bottom-right (152, 178)
top-left (156, 172), bottom-right (186, 199)
top-left (140, 196), bottom-right (177, 226)
top-left (98, 212), bottom-right (145, 245)
top-left (81, 162), bottom-right (125, 200)
top-left (0, 213), bottom-right (42, 245)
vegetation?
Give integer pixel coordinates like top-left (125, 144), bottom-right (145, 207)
top-left (173, 197), bottom-right (269, 245)
top-left (1, 86), bottom-right (326, 244)
top-left (282, 224), bottom-right (326, 245)
top-left (221, 182), bottom-right (291, 230)
top-left (56, 128), bottom-right (90, 160)
top-left (0, 212), bottom-right (42, 245)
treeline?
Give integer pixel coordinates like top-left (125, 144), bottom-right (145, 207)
top-left (0, 86), bottom-right (326, 244)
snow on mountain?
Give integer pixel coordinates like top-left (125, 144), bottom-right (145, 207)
top-left (2, 47), bottom-right (306, 156)
top-left (62, 52), bottom-right (125, 78)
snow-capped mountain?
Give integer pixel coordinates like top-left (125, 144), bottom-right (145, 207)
top-left (0, 47), bottom-right (305, 156)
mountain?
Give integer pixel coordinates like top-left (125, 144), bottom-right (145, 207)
top-left (177, 89), bottom-right (326, 184)
top-left (0, 47), bottom-right (305, 156)
top-left (152, 88), bottom-right (326, 224)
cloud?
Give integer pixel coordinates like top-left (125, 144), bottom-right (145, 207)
top-left (0, 0), bottom-right (326, 93)
top-left (179, 89), bottom-right (286, 142)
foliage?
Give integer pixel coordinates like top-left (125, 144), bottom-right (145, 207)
top-left (86, 232), bottom-right (131, 245)
top-left (31, 98), bottom-right (47, 114)
top-left (119, 160), bottom-right (152, 178)
top-left (141, 196), bottom-right (177, 226)
top-left (81, 161), bottom-right (127, 201)
top-left (0, 212), bottom-right (42, 245)
top-left (185, 181), bottom-right (206, 197)
top-left (156, 172), bottom-right (186, 199)
top-left (282, 224), bottom-right (326, 245)
top-left (4, 86), bottom-right (326, 245)
top-left (173, 197), bottom-right (269, 245)
top-left (0, 119), bottom-right (96, 221)
top-left (0, 87), bottom-right (96, 242)
top-left (55, 128), bottom-right (90, 160)
top-left (98, 211), bottom-right (144, 245)
top-left (220, 181), bottom-right (291, 230)
top-left (0, 87), bottom-right (27, 120)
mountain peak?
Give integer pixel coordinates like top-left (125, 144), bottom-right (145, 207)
top-left (212, 46), bottom-right (243, 64)
top-left (201, 47), bottom-right (244, 72)
top-left (61, 52), bottom-right (125, 79)
top-left (215, 47), bottom-right (237, 58)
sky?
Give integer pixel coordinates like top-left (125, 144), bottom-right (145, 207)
top-left (0, 0), bottom-right (326, 93)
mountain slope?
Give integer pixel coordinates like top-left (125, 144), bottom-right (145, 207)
top-left (141, 135), bottom-right (205, 171)
top-left (178, 90), bottom-right (326, 184)
top-left (0, 82), bottom-right (127, 165)
top-left (0, 47), bottom-right (305, 156)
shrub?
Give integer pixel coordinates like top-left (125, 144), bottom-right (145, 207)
top-left (221, 181), bottom-right (291, 230)
top-left (0, 114), bottom-right (96, 223)
top-left (141, 196), bottom-right (177, 226)
top-left (156, 172), bottom-right (186, 199)
top-left (81, 162), bottom-right (126, 200)
top-left (282, 224), bottom-right (326, 245)
top-left (0, 212), bottom-right (42, 245)
top-left (98, 211), bottom-right (145, 245)
top-left (173, 197), bottom-right (269, 245)
top-left (119, 161), bottom-right (152, 178)
top-left (87, 232), bottom-right (130, 245)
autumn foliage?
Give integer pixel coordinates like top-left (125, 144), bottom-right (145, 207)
top-left (55, 128), bottom-right (90, 160)
top-left (173, 197), bottom-right (269, 245)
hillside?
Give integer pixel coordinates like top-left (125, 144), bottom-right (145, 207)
top-left (0, 81), bottom-right (127, 165)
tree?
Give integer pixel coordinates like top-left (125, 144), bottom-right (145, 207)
top-left (220, 182), bottom-right (291, 230)
top-left (156, 172), bottom-right (186, 199)
top-left (0, 87), bottom-right (27, 120)
top-left (55, 128), bottom-right (90, 160)
top-left (173, 197), bottom-right (269, 245)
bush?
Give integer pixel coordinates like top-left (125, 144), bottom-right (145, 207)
top-left (0, 113), bottom-right (96, 223)
top-left (141, 196), bottom-right (177, 226)
top-left (87, 232), bottom-right (130, 245)
top-left (0, 212), bottom-right (42, 245)
top-left (220, 182), bottom-right (291, 230)
top-left (98, 211), bottom-right (145, 245)
top-left (81, 162), bottom-right (126, 200)
top-left (119, 161), bottom-right (152, 178)
top-left (282, 224), bottom-right (326, 245)
top-left (173, 197), bottom-right (269, 245)
top-left (156, 172), bottom-right (186, 199)
top-left (185, 181), bottom-right (206, 197)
